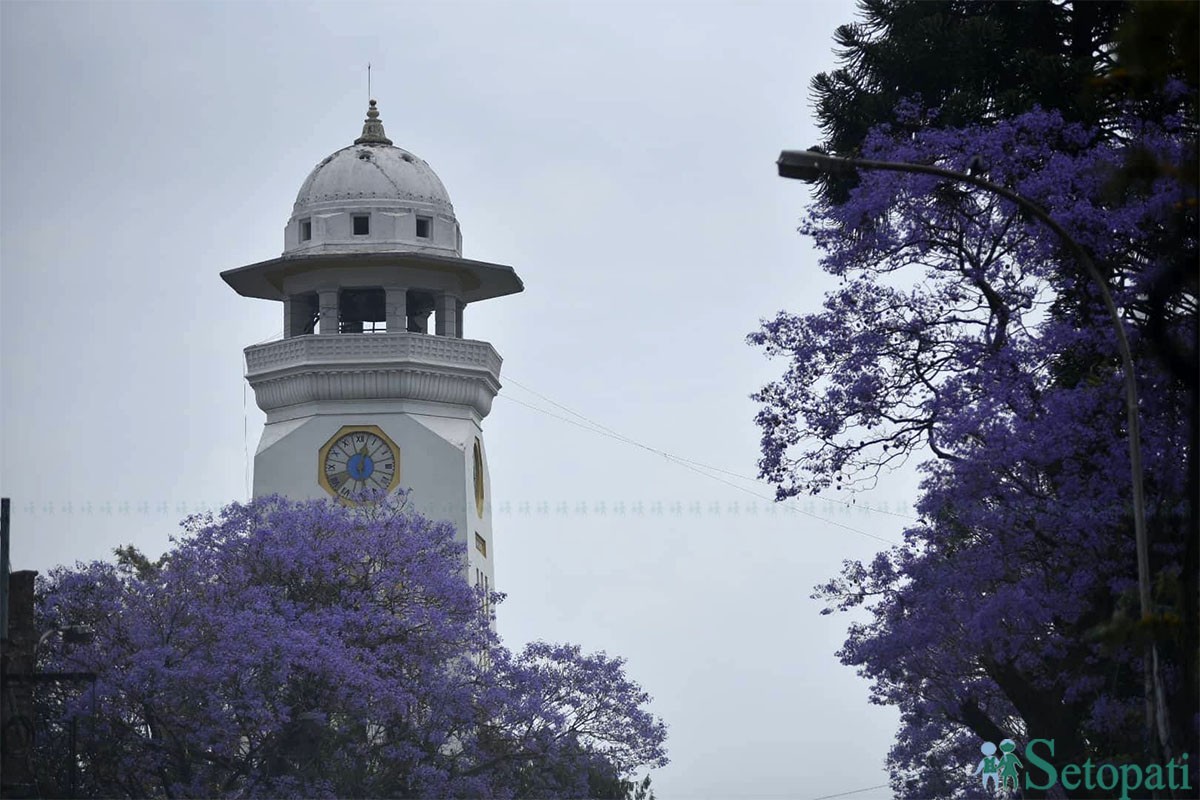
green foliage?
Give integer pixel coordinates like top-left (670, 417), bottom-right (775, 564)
top-left (810, 1), bottom-right (1128, 200)
top-left (1111, 0), bottom-right (1199, 100)
top-left (112, 544), bottom-right (163, 580)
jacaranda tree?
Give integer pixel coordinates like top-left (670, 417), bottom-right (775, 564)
top-left (35, 494), bottom-right (667, 798)
top-left (752, 98), bottom-right (1195, 797)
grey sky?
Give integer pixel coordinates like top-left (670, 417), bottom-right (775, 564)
top-left (2, 2), bottom-right (918, 797)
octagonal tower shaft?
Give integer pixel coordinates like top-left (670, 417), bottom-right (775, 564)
top-left (223, 100), bottom-right (523, 613)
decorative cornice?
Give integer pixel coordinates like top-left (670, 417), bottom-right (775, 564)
top-left (293, 190), bottom-right (454, 211)
top-left (245, 333), bottom-right (502, 418)
top-left (222, 251), bottom-right (524, 305)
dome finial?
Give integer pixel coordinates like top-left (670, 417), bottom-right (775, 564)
top-left (354, 98), bottom-right (393, 145)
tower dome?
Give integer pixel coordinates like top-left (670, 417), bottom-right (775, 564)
top-left (284, 100), bottom-right (462, 257)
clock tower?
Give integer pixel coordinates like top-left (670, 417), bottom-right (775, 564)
top-left (222, 100), bottom-right (522, 598)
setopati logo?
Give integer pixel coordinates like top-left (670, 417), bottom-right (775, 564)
top-left (972, 738), bottom-right (1192, 800)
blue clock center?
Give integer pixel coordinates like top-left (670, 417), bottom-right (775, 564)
top-left (346, 453), bottom-right (375, 480)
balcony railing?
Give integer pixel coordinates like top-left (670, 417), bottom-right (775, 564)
top-left (243, 333), bottom-right (503, 416)
top-left (245, 332), bottom-right (502, 377)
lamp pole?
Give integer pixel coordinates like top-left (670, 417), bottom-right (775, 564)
top-left (777, 148), bottom-right (1169, 754)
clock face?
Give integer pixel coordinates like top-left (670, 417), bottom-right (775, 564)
top-left (319, 425), bottom-right (401, 503)
top-left (473, 438), bottom-right (485, 517)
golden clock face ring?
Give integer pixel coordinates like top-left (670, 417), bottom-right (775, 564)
top-left (318, 425), bottom-right (402, 504)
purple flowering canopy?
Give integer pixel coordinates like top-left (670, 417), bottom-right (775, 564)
top-left (752, 102), bottom-right (1196, 797)
top-left (36, 494), bottom-right (667, 798)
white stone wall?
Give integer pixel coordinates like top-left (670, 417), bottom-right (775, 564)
top-left (253, 409), bottom-right (495, 594)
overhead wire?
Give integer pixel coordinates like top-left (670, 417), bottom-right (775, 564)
top-left (809, 783), bottom-right (891, 800)
top-left (499, 377), bottom-right (904, 546)
top-left (504, 375), bottom-right (916, 523)
top-left (243, 379), bottom-right (249, 499)
top-left (232, 340), bottom-right (907, 544)
top-left (242, 330), bottom-right (282, 499)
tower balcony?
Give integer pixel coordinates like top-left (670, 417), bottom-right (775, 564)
top-left (245, 332), bottom-right (502, 418)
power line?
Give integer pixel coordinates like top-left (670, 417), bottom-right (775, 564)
top-left (496, 390), bottom-right (899, 546)
top-left (241, 331), bottom-right (280, 500)
top-left (504, 375), bottom-right (917, 523)
top-left (243, 379), bottom-right (249, 499)
top-left (232, 344), bottom-right (906, 543)
top-left (497, 390), bottom-right (897, 545)
top-left (809, 783), bottom-right (891, 800)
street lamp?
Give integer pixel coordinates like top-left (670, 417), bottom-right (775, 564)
top-left (35, 625), bottom-right (94, 659)
top-left (777, 147), bottom-right (1169, 754)
top-left (18, 624), bottom-right (97, 797)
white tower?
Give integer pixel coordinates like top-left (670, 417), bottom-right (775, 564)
top-left (223, 100), bottom-right (522, 598)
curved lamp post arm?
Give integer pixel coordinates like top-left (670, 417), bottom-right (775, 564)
top-left (778, 148), bottom-right (1166, 751)
top-left (34, 625), bottom-right (94, 659)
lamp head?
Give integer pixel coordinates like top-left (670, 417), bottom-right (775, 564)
top-left (777, 147), bottom-right (850, 182)
top-left (61, 625), bottom-right (94, 645)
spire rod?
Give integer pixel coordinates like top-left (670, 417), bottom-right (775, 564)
top-left (354, 98), bottom-right (393, 145)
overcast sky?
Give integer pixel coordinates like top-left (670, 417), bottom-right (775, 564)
top-left (1, 2), bottom-right (923, 797)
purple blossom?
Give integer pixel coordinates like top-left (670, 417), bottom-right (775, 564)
top-left (756, 105), bottom-right (1196, 795)
top-left (36, 493), bottom-right (667, 798)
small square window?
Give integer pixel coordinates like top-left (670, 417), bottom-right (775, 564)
top-left (300, 219), bottom-right (312, 241)
top-left (475, 533), bottom-right (487, 557)
top-left (415, 216), bottom-right (432, 239)
top-left (352, 215), bottom-right (370, 236)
